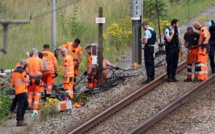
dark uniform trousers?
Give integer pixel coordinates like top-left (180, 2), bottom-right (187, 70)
top-left (16, 93), bottom-right (28, 121)
top-left (166, 46), bottom-right (179, 77)
top-left (209, 40), bottom-right (215, 71)
top-left (144, 46), bottom-right (155, 79)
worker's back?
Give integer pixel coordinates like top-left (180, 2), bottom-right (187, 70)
top-left (27, 57), bottom-right (43, 76)
top-left (42, 50), bottom-right (57, 73)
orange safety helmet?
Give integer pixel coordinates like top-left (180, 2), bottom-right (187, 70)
top-left (130, 62), bottom-right (139, 68)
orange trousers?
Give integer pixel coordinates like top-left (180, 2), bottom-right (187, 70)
top-left (63, 76), bottom-right (74, 99)
top-left (42, 72), bottom-right (55, 94)
top-left (186, 48), bottom-right (198, 79)
top-left (195, 45), bottom-right (209, 80)
top-left (28, 77), bottom-right (43, 110)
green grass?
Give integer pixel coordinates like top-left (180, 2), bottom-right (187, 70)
top-left (0, 0), bottom-right (130, 70)
top-left (0, 0), bottom-right (214, 72)
top-left (166, 0), bottom-right (214, 23)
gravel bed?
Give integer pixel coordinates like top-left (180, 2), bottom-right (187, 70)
top-left (145, 81), bottom-right (215, 134)
top-left (30, 65), bottom-right (166, 134)
top-left (87, 68), bottom-right (201, 134)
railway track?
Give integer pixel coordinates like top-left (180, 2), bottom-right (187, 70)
top-left (69, 61), bottom-right (186, 134)
top-left (129, 73), bottom-right (215, 134)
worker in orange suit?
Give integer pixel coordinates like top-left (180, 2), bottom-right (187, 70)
top-left (9, 52), bottom-right (30, 118)
top-left (58, 38), bottom-right (83, 83)
top-left (60, 47), bottom-right (74, 99)
top-left (42, 44), bottom-right (58, 96)
top-left (85, 45), bottom-right (118, 89)
top-left (183, 27), bottom-right (200, 82)
top-left (26, 48), bottom-right (43, 115)
top-left (11, 59), bottom-right (29, 126)
top-left (194, 22), bottom-right (211, 81)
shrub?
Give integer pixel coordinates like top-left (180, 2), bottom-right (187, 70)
top-left (0, 92), bottom-right (11, 123)
top-left (39, 97), bottom-right (59, 120)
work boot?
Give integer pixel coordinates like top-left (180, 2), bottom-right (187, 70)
top-left (17, 120), bottom-right (26, 127)
top-left (8, 111), bottom-right (14, 119)
top-left (212, 69), bottom-right (215, 74)
top-left (184, 78), bottom-right (192, 82)
top-left (142, 77), bottom-right (153, 84)
top-left (172, 77), bottom-right (178, 82)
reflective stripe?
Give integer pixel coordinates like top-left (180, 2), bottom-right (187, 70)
top-left (195, 71), bottom-right (208, 74)
top-left (195, 63), bottom-right (207, 67)
top-left (187, 72), bottom-right (192, 75)
top-left (66, 90), bottom-right (73, 93)
top-left (187, 65), bottom-right (192, 69)
top-left (28, 92), bottom-right (34, 95)
top-left (28, 100), bottom-right (32, 102)
top-left (47, 86), bottom-right (52, 89)
top-left (34, 101), bottom-right (39, 104)
top-left (35, 92), bottom-right (41, 96)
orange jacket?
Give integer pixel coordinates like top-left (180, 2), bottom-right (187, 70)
top-left (63, 42), bottom-right (82, 60)
top-left (62, 55), bottom-right (74, 77)
top-left (27, 57), bottom-right (43, 76)
top-left (42, 50), bottom-right (57, 73)
top-left (199, 27), bottom-right (211, 45)
top-left (11, 67), bottom-right (29, 95)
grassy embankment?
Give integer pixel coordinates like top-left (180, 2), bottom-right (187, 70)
top-left (0, 0), bottom-right (214, 72)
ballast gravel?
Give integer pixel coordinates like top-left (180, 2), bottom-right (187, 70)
top-left (145, 82), bottom-right (215, 134)
top-left (87, 69), bottom-right (201, 134)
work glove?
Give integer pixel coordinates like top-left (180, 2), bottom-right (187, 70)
top-left (115, 67), bottom-right (120, 70)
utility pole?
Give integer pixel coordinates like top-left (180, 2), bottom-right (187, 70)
top-left (0, 20), bottom-right (30, 53)
top-left (131, 0), bottom-right (143, 65)
top-left (52, 0), bottom-right (57, 52)
top-left (97, 7), bottom-right (104, 86)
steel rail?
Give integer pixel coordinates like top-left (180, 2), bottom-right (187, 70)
top-left (69, 61), bottom-right (186, 134)
top-left (129, 73), bottom-right (215, 134)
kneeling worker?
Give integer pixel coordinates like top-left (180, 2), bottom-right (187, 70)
top-left (11, 59), bottom-right (29, 126)
top-left (60, 47), bottom-right (74, 99)
top-left (85, 45), bottom-right (118, 89)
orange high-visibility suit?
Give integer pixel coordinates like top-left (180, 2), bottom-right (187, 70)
top-left (63, 42), bottom-right (82, 80)
top-left (42, 50), bottom-right (58, 94)
top-left (195, 27), bottom-right (211, 80)
top-left (184, 32), bottom-right (200, 79)
top-left (62, 55), bottom-right (74, 99)
top-left (26, 57), bottom-right (43, 110)
top-left (87, 56), bottom-right (109, 89)
top-left (11, 66), bottom-right (29, 121)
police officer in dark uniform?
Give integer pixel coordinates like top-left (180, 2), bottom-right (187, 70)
top-left (141, 22), bottom-right (157, 84)
top-left (164, 19), bottom-right (182, 82)
top-left (207, 19), bottom-right (215, 73)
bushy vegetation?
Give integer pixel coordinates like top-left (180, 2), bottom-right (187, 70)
top-left (0, 92), bottom-right (11, 124)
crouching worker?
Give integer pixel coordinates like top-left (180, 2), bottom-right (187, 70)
top-left (11, 59), bottom-right (29, 126)
top-left (60, 47), bottom-right (74, 99)
top-left (85, 45), bottom-right (118, 89)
